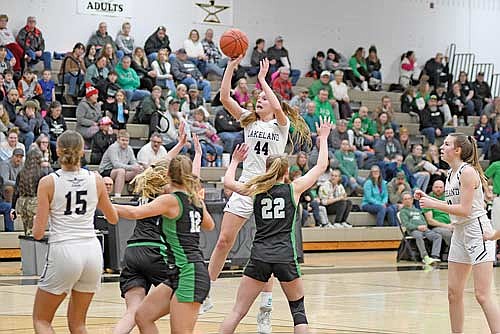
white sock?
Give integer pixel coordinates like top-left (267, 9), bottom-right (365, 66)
top-left (260, 292), bottom-right (273, 309)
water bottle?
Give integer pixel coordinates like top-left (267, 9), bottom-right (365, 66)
top-left (452, 115), bottom-right (458, 127)
top-left (216, 156), bottom-right (222, 167)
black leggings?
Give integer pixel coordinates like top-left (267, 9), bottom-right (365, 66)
top-left (325, 199), bottom-right (352, 223)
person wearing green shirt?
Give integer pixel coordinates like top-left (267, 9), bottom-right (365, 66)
top-left (115, 56), bottom-right (151, 104)
top-left (485, 160), bottom-right (500, 231)
top-left (422, 180), bottom-right (452, 246)
top-left (349, 47), bottom-right (370, 91)
top-left (308, 71), bottom-right (334, 99)
top-left (313, 89), bottom-right (336, 124)
top-left (347, 106), bottom-right (376, 145)
top-left (399, 192), bottom-right (442, 265)
top-left (334, 139), bottom-right (364, 195)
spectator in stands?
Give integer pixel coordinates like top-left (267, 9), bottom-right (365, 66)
top-left (324, 48), bottom-right (354, 83)
top-left (0, 103), bottom-right (10, 139)
top-left (0, 128), bottom-right (24, 161)
top-left (151, 48), bottom-right (175, 93)
top-left (318, 169), bottom-right (353, 228)
top-left (4, 70), bottom-right (15, 92)
top-left (472, 72), bottom-right (492, 114)
top-left (17, 68), bottom-right (45, 109)
top-left (422, 180), bottom-right (453, 247)
top-left (174, 83), bottom-right (191, 115)
top-left (0, 45), bottom-right (14, 73)
top-left (0, 147), bottom-right (23, 203)
top-left (17, 16), bottom-right (51, 71)
top-left (419, 95), bottom-right (455, 145)
top-left (151, 98), bottom-right (190, 152)
top-left (413, 81), bottom-right (431, 113)
top-left (201, 28), bottom-right (227, 77)
top-left (366, 45), bottom-right (382, 89)
top-left (2, 88), bottom-right (21, 123)
top-left (448, 82), bottom-right (469, 126)
top-left (348, 106), bottom-right (376, 145)
top-left (84, 44), bottom-right (97, 68)
top-left (272, 67), bottom-right (293, 101)
top-left (474, 114), bottom-right (492, 159)
top-left (38, 69), bottom-right (55, 105)
top-left (60, 42), bottom-right (86, 104)
top-left (144, 26), bottom-right (171, 63)
top-left (115, 56), bottom-right (150, 105)
top-left (289, 87), bottom-right (310, 115)
top-left (100, 43), bottom-right (119, 72)
top-left (103, 176), bottom-right (114, 194)
top-left (131, 47), bottom-right (155, 91)
top-left (188, 85), bottom-right (207, 116)
top-left (309, 70), bottom-right (334, 99)
top-left (15, 100), bottom-right (48, 149)
top-left (76, 83), bottom-right (102, 141)
top-left (399, 51), bottom-right (418, 88)
top-left (361, 165), bottom-right (397, 227)
top-left (314, 88), bottom-right (337, 123)
top-left (399, 127), bottom-right (411, 158)
top-left (233, 78), bottom-right (250, 106)
top-left (84, 55), bottom-right (109, 85)
top-left (44, 101), bottom-right (66, 158)
top-left (104, 89), bottom-right (128, 130)
top-left (289, 152), bottom-right (309, 176)
top-left (183, 29), bottom-right (207, 75)
top-left (375, 111), bottom-right (397, 139)
top-left (95, 70), bottom-right (120, 104)
top-left (266, 35), bottom-right (300, 85)
top-left (0, 173), bottom-right (13, 231)
top-left (137, 132), bottom-right (168, 168)
top-left (458, 71), bottom-right (476, 115)
top-left (310, 51), bottom-right (326, 79)
top-left (422, 52), bottom-right (451, 88)
top-left (33, 133), bottom-right (53, 170)
top-left (88, 22), bottom-right (122, 58)
top-left (375, 127), bottom-right (402, 163)
top-left (330, 70), bottom-right (352, 119)
top-left (171, 48), bottom-right (211, 102)
top-left (189, 109), bottom-right (223, 166)
top-left (329, 119), bottom-right (349, 151)
top-left (90, 116), bottom-right (115, 164)
top-left (399, 192), bottom-right (442, 264)
top-left (425, 144), bottom-right (448, 190)
top-left (0, 14), bottom-right (23, 72)
top-left (214, 106), bottom-right (243, 153)
top-left (404, 144), bottom-right (431, 192)
top-left (388, 171), bottom-right (411, 208)
top-left (375, 95), bottom-right (395, 121)
top-left (136, 85), bottom-right (164, 126)
top-left (115, 22), bottom-right (135, 57)
top-left (303, 101), bottom-right (319, 146)
top-left (99, 130), bottom-right (143, 197)
top-left (348, 116), bottom-right (375, 168)
top-left (349, 47), bottom-right (373, 91)
top-left (431, 84), bottom-right (452, 126)
top-left (248, 38), bottom-right (266, 76)
top-left (335, 139), bottom-right (365, 195)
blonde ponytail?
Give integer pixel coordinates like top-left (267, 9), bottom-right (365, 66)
top-left (242, 155), bottom-right (289, 196)
top-left (283, 102), bottom-right (311, 150)
top-left (131, 162), bottom-right (170, 199)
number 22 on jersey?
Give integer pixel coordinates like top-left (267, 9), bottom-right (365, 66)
top-left (261, 197), bottom-right (285, 219)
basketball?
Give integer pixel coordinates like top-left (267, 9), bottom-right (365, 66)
top-left (220, 28), bottom-right (249, 59)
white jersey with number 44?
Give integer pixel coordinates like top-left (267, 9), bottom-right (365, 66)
top-left (239, 110), bottom-right (290, 182)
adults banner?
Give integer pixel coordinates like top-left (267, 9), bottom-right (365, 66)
top-left (77, 0), bottom-right (133, 18)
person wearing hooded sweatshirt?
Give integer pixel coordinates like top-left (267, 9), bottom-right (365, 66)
top-left (76, 83), bottom-right (102, 141)
top-left (88, 22), bottom-right (123, 59)
top-left (144, 26), bottom-right (171, 63)
top-left (115, 56), bottom-right (150, 105)
top-left (14, 100), bottom-right (48, 149)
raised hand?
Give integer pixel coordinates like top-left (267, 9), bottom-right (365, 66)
top-left (231, 144), bottom-right (249, 163)
top-left (315, 116), bottom-right (333, 139)
top-left (178, 122), bottom-right (187, 146)
top-left (413, 189), bottom-right (426, 200)
top-left (227, 54), bottom-right (244, 68)
top-left (193, 133), bottom-right (202, 156)
top-left (258, 58), bottom-right (270, 81)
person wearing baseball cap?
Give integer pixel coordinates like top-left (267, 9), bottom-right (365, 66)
top-left (266, 34), bottom-right (301, 85)
top-left (90, 116), bottom-right (116, 165)
top-left (75, 83), bottom-right (102, 141)
top-left (308, 70), bottom-right (334, 99)
top-left (0, 143), bottom-right (24, 205)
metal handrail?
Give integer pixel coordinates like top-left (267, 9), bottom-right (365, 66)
top-left (450, 53), bottom-right (475, 83)
top-left (492, 74), bottom-right (500, 98)
top-left (472, 63), bottom-right (495, 85)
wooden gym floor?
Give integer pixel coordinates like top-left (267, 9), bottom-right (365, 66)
top-left (0, 251), bottom-right (499, 333)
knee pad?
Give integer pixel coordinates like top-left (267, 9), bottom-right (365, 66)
top-left (288, 296), bottom-right (308, 326)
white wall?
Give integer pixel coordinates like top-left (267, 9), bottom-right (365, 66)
top-left (3, 0), bottom-right (500, 82)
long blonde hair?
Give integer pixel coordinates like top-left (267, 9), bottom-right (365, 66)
top-left (131, 159), bottom-right (170, 200)
top-left (168, 155), bottom-right (202, 207)
top-left (240, 100), bottom-right (311, 150)
top-left (57, 130), bottom-right (84, 167)
top-left (450, 133), bottom-right (488, 192)
top-left (241, 155), bottom-right (289, 196)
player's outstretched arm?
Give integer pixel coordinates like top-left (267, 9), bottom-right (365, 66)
top-left (33, 175), bottom-right (54, 240)
top-left (220, 55), bottom-right (245, 120)
top-left (258, 58), bottom-right (287, 126)
top-left (114, 194), bottom-right (178, 220)
top-left (224, 144), bottom-right (248, 195)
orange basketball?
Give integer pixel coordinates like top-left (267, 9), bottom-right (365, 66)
top-left (220, 28), bottom-right (249, 59)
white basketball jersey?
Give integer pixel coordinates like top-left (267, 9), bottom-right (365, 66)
top-left (48, 169), bottom-right (99, 243)
top-left (445, 162), bottom-right (487, 224)
top-left (240, 109), bottom-right (290, 181)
